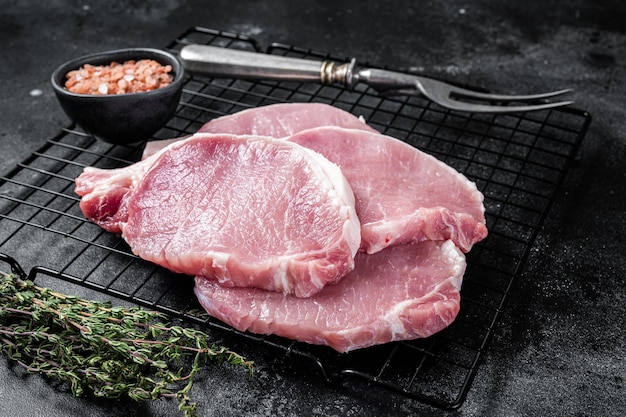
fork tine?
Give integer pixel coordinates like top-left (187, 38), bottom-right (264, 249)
top-left (414, 77), bottom-right (575, 112)
top-left (438, 99), bottom-right (575, 114)
top-left (449, 86), bottom-right (573, 102)
top-left (381, 87), bottom-right (574, 113)
top-left (413, 76), bottom-right (573, 103)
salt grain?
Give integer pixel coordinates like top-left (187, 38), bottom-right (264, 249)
top-left (64, 59), bottom-right (173, 95)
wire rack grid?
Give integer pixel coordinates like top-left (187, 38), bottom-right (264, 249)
top-left (0, 26), bottom-right (590, 410)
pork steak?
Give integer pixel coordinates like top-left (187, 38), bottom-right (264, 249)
top-left (287, 126), bottom-right (488, 253)
top-left (194, 239), bottom-right (466, 353)
top-left (75, 133), bottom-right (361, 297)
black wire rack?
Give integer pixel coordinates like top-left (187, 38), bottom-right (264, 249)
top-left (0, 26), bottom-right (590, 410)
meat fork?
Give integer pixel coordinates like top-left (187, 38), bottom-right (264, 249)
top-left (179, 44), bottom-right (573, 113)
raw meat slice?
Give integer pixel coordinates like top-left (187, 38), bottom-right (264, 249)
top-left (141, 102), bottom-right (377, 159)
top-left (198, 102), bottom-right (378, 136)
top-left (75, 133), bottom-right (361, 298)
top-left (194, 239), bottom-right (466, 353)
top-left (287, 126), bottom-right (488, 253)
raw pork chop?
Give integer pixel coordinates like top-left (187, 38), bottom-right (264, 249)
top-left (194, 239), bottom-right (466, 352)
top-left (287, 126), bottom-right (488, 253)
top-left (75, 133), bottom-right (361, 297)
top-left (141, 102), bottom-right (378, 159)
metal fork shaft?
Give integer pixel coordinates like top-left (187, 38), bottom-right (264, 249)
top-left (180, 44), bottom-right (356, 85)
top-left (180, 45), bottom-right (434, 94)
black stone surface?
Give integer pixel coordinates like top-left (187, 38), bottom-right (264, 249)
top-left (1, 1), bottom-right (625, 416)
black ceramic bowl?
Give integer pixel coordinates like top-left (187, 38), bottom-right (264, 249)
top-left (51, 48), bottom-right (184, 144)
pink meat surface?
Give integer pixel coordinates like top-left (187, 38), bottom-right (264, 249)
top-left (141, 102), bottom-right (378, 159)
top-left (287, 126), bottom-right (488, 253)
top-left (194, 239), bottom-right (466, 352)
top-left (75, 133), bottom-right (361, 297)
top-left (143, 103), bottom-right (486, 253)
top-left (198, 102), bottom-right (378, 136)
top-left (74, 149), bottom-right (167, 234)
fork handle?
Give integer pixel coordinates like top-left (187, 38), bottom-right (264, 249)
top-left (179, 44), bottom-right (357, 87)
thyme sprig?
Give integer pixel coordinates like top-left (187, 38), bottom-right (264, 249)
top-left (0, 272), bottom-right (253, 416)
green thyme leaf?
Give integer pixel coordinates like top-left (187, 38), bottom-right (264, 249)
top-left (0, 272), bottom-right (253, 417)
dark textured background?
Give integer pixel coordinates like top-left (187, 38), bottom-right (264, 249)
top-left (1, 1), bottom-right (625, 416)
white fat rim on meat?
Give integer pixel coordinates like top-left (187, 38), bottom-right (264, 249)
top-left (273, 260), bottom-right (291, 294)
top-left (381, 240), bottom-right (466, 339)
top-left (439, 240), bottom-right (467, 291)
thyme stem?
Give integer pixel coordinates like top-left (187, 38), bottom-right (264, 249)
top-left (0, 272), bottom-right (253, 417)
